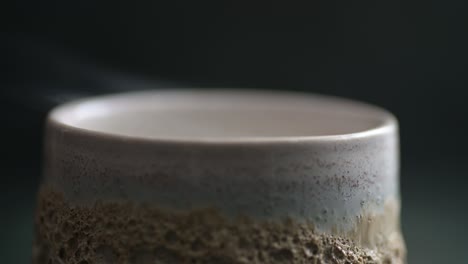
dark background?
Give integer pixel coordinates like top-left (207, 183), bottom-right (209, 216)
top-left (3, 1), bottom-right (468, 263)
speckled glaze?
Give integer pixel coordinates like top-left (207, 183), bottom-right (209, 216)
top-left (39, 89), bottom-right (402, 248)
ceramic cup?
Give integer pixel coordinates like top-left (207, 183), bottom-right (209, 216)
top-left (34, 89), bottom-right (405, 264)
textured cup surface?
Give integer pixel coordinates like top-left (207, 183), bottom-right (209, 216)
top-left (34, 90), bottom-right (405, 263)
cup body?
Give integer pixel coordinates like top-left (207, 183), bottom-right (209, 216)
top-left (34, 90), bottom-right (405, 263)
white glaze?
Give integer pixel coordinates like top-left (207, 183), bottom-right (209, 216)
top-left (43, 89), bottom-right (400, 233)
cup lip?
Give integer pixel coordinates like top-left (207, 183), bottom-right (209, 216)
top-left (47, 89), bottom-right (398, 145)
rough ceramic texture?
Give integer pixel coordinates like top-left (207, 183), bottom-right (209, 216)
top-left (36, 90), bottom-right (404, 263)
top-left (34, 188), bottom-right (405, 264)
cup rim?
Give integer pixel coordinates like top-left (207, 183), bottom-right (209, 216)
top-left (47, 89), bottom-right (397, 145)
